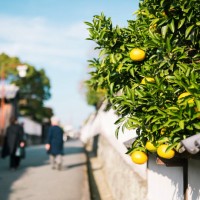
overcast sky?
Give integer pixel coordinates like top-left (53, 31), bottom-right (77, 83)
top-left (0, 0), bottom-right (139, 128)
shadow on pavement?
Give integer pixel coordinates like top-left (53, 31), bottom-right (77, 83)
top-left (0, 140), bottom-right (85, 200)
top-left (64, 146), bottom-right (85, 155)
top-left (67, 162), bottom-right (86, 169)
top-left (0, 145), bottom-right (49, 200)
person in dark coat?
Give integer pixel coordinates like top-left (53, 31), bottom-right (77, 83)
top-left (45, 116), bottom-right (64, 170)
top-left (1, 117), bottom-right (25, 170)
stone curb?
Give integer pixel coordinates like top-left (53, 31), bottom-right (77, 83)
top-left (86, 150), bottom-right (114, 200)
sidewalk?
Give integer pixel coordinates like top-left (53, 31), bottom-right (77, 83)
top-left (0, 139), bottom-right (90, 200)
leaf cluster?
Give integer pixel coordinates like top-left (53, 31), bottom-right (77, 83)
top-left (85, 0), bottom-right (200, 153)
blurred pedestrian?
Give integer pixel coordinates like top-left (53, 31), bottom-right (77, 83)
top-left (45, 116), bottom-right (64, 170)
top-left (1, 117), bottom-right (25, 170)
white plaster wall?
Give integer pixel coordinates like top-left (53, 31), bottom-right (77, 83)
top-left (188, 159), bottom-right (200, 200)
top-left (98, 135), bottom-right (147, 200)
top-left (80, 102), bottom-right (200, 199)
top-left (147, 154), bottom-right (184, 200)
top-left (80, 103), bottom-right (147, 179)
top-left (18, 117), bottom-right (42, 136)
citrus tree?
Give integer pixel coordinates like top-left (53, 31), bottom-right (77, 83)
top-left (85, 0), bottom-right (200, 164)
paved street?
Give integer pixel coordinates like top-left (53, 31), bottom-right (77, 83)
top-left (0, 139), bottom-right (90, 200)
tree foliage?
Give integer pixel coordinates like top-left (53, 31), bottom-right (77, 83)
top-left (85, 83), bottom-right (106, 110)
top-left (85, 0), bottom-right (200, 154)
top-left (0, 53), bottom-right (53, 122)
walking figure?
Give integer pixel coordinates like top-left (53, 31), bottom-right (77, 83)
top-left (45, 116), bottom-right (64, 170)
top-left (1, 117), bottom-right (25, 170)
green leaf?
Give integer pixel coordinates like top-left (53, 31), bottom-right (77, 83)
top-left (193, 123), bottom-right (200, 130)
top-left (169, 19), bottom-right (175, 33)
top-left (188, 10), bottom-right (193, 22)
top-left (161, 25), bottom-right (168, 39)
top-left (110, 54), bottom-right (116, 63)
top-left (167, 106), bottom-right (179, 110)
top-left (145, 115), bottom-right (153, 123)
top-left (157, 137), bottom-right (169, 144)
top-left (120, 45), bottom-right (125, 51)
top-left (109, 82), bottom-right (114, 95)
top-left (155, 76), bottom-right (160, 85)
top-left (166, 143), bottom-right (178, 152)
top-left (84, 21), bottom-right (93, 27)
top-left (185, 25), bottom-right (194, 38)
top-left (126, 148), bottom-right (134, 154)
top-left (166, 37), bottom-right (172, 52)
top-left (128, 117), bottom-right (141, 125)
top-left (148, 28), bottom-right (156, 39)
top-left (147, 106), bottom-right (158, 112)
top-left (178, 18), bottom-right (185, 29)
top-left (135, 89), bottom-right (145, 97)
top-left (115, 126), bottom-right (120, 138)
top-left (122, 123), bottom-right (126, 133)
top-left (125, 86), bottom-right (132, 99)
top-left (186, 125), bottom-right (193, 130)
top-left (170, 127), bottom-right (182, 135)
top-left (179, 120), bottom-right (184, 129)
top-left (195, 99), bottom-right (200, 111)
top-left (99, 49), bottom-right (107, 57)
top-left (99, 31), bottom-right (106, 40)
top-left (150, 18), bottom-right (160, 26)
top-left (151, 116), bottom-right (165, 123)
top-left (115, 117), bottom-right (126, 125)
top-left (130, 68), bottom-right (135, 77)
top-left (116, 63), bottom-right (123, 72)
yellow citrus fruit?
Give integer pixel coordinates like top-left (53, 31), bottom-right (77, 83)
top-left (130, 151), bottom-right (148, 164)
top-left (157, 144), bottom-right (175, 159)
top-left (145, 141), bottom-right (157, 152)
top-left (141, 77), bottom-right (155, 84)
top-left (130, 48), bottom-right (146, 61)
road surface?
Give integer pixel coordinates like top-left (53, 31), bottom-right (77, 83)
top-left (0, 139), bottom-right (90, 200)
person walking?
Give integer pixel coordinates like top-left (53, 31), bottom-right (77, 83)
top-left (45, 116), bottom-right (64, 170)
top-left (1, 117), bottom-right (25, 170)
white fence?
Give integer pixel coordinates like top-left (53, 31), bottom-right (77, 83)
top-left (80, 103), bottom-right (200, 200)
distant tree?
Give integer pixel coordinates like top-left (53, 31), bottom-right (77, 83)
top-left (0, 53), bottom-right (53, 122)
top-left (85, 83), bottom-right (106, 110)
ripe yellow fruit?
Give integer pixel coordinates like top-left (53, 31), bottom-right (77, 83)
top-left (157, 144), bottom-right (175, 159)
top-left (145, 141), bottom-right (157, 152)
top-left (130, 151), bottom-right (148, 164)
top-left (130, 48), bottom-right (145, 61)
top-left (141, 77), bottom-right (155, 84)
